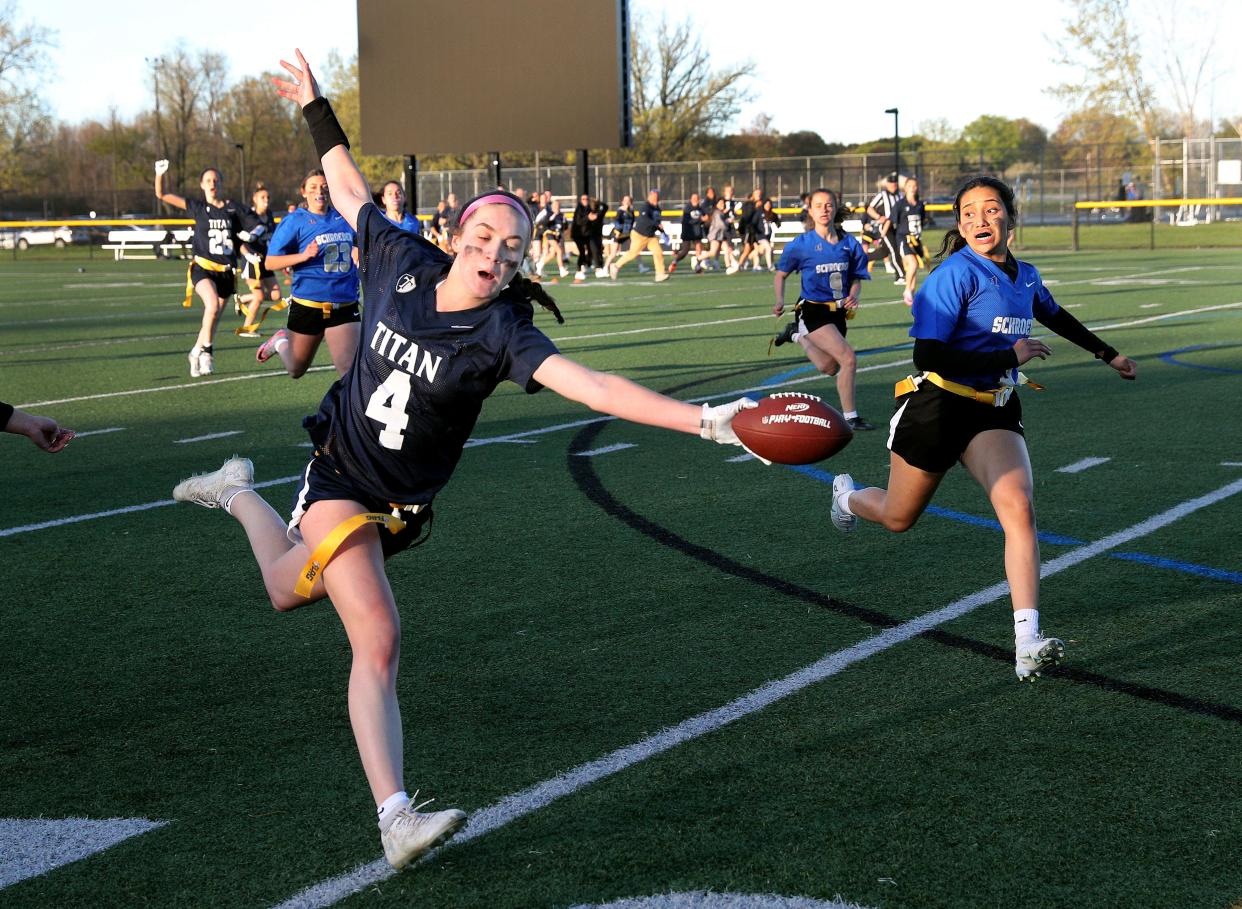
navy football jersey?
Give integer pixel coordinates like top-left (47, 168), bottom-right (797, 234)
top-left (304, 203), bottom-right (560, 506)
top-left (633, 202), bottom-right (662, 237)
top-left (241, 208), bottom-right (275, 259)
top-left (891, 199), bottom-right (927, 238)
top-left (187, 197), bottom-right (245, 266)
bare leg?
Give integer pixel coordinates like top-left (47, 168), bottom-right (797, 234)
top-left (961, 429), bottom-right (1039, 613)
top-left (800, 323), bottom-right (858, 415)
top-left (299, 498), bottom-right (405, 806)
top-left (194, 278), bottom-right (224, 348)
top-left (848, 450), bottom-right (945, 532)
top-left (226, 488), bottom-right (329, 609)
top-left (277, 329), bottom-right (324, 379)
top-left (324, 321), bottom-right (362, 376)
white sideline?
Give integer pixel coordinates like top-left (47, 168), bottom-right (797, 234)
top-left (174, 430), bottom-right (243, 444)
top-left (1056, 457), bottom-right (1111, 474)
top-left (273, 476), bottom-right (1242, 909)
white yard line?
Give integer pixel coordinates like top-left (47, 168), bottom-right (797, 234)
top-left (72, 427), bottom-right (125, 438)
top-left (173, 430), bottom-right (243, 444)
top-left (0, 333), bottom-right (184, 356)
top-left (571, 443), bottom-right (636, 457)
top-left (1056, 457), bottom-right (1111, 474)
top-left (273, 477), bottom-right (1242, 909)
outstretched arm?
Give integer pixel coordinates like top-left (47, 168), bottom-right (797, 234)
top-left (273, 49), bottom-right (370, 231)
top-left (154, 160), bottom-right (187, 210)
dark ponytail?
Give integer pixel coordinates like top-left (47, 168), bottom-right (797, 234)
top-left (509, 274), bottom-right (565, 324)
top-left (936, 175), bottom-right (1018, 259)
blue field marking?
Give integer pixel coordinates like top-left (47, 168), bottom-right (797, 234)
top-left (758, 342), bottom-right (914, 387)
top-left (1157, 343), bottom-right (1242, 375)
top-left (785, 464), bottom-right (1241, 586)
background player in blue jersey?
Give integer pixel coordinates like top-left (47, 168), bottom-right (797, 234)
top-left (154, 160), bottom-right (260, 377)
top-left (771, 188), bottom-right (877, 431)
top-left (378, 180), bottom-right (422, 233)
top-left (256, 168), bottom-right (360, 378)
top-left (172, 49), bottom-right (759, 873)
top-left (830, 176), bottom-right (1138, 681)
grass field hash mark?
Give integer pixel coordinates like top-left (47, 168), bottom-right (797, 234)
top-left (273, 474), bottom-right (1242, 909)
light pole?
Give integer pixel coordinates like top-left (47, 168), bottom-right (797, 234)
top-left (234, 143), bottom-right (246, 196)
top-left (884, 107), bottom-right (900, 179)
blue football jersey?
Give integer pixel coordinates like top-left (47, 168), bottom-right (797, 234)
top-left (267, 208), bottom-right (359, 303)
top-left (910, 247), bottom-right (1061, 388)
top-left (304, 203), bottom-right (560, 506)
top-left (385, 212), bottom-right (422, 234)
top-left (776, 229), bottom-right (871, 302)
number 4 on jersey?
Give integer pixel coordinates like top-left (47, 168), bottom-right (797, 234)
top-left (365, 371), bottom-right (411, 450)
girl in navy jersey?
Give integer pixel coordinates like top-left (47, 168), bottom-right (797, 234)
top-left (256, 169), bottom-right (361, 378)
top-left (771, 188), bottom-right (876, 432)
top-left (155, 161), bottom-right (260, 377)
top-left (890, 176), bottom-right (928, 307)
top-left (830, 176), bottom-right (1138, 681)
top-left (173, 49), bottom-right (757, 872)
top-left (235, 182), bottom-right (281, 338)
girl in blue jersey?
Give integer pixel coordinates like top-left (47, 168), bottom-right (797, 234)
top-left (173, 49), bottom-right (758, 872)
top-left (830, 176), bottom-right (1138, 681)
top-left (256, 169), bottom-right (361, 377)
top-left (771, 188), bottom-right (876, 432)
top-left (379, 180), bottom-right (422, 233)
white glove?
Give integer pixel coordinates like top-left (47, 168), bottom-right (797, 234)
top-left (154, 159), bottom-right (170, 176)
top-left (243, 251), bottom-right (262, 266)
top-left (701, 398), bottom-right (773, 465)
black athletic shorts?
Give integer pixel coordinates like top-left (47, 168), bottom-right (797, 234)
top-left (287, 300), bottom-right (362, 335)
top-left (742, 224), bottom-right (759, 245)
top-left (190, 263), bottom-right (235, 299)
top-left (796, 298), bottom-right (848, 338)
top-left (899, 237), bottom-right (923, 259)
top-left (242, 259), bottom-right (275, 281)
top-left (888, 381), bottom-right (1024, 474)
top-left (287, 451), bottom-right (434, 560)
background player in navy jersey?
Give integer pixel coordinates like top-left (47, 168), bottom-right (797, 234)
top-left (255, 168), bottom-right (361, 378)
top-left (771, 188), bottom-right (877, 432)
top-left (890, 176), bottom-right (928, 307)
top-left (535, 197), bottom-right (569, 278)
top-left (669, 191), bottom-right (706, 274)
top-left (379, 180), bottom-right (422, 233)
top-left (155, 161), bottom-right (260, 377)
top-left (172, 49), bottom-right (758, 873)
top-left (235, 181), bottom-right (282, 337)
top-left (602, 193), bottom-right (635, 274)
top-left (830, 176), bottom-right (1137, 681)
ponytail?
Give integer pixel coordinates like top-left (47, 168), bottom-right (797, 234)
top-left (509, 274), bottom-right (565, 324)
top-left (936, 228), bottom-right (968, 259)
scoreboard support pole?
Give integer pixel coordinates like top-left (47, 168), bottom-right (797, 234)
top-left (577, 149), bottom-right (589, 198)
top-left (490, 152), bottom-right (502, 189)
top-left (403, 155), bottom-right (418, 217)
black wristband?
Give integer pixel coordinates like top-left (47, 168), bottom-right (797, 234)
top-left (1096, 346), bottom-right (1120, 364)
top-left (302, 97), bottom-right (349, 159)
top-left (0, 401), bottom-right (14, 432)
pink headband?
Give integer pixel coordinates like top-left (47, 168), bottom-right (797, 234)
top-left (458, 194), bottom-right (532, 233)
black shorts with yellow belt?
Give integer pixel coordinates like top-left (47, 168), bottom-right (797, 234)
top-left (795, 297), bottom-right (849, 337)
top-left (287, 448), bottom-right (433, 560)
top-left (287, 298), bottom-right (362, 335)
top-left (190, 262), bottom-right (236, 299)
top-left (241, 258), bottom-right (275, 282)
top-left (888, 381), bottom-right (1024, 474)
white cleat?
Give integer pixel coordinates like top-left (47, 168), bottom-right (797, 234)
top-left (1015, 635), bottom-right (1066, 681)
top-left (381, 802), bottom-right (467, 870)
top-left (725, 264), bottom-right (740, 275)
top-left (830, 473), bottom-right (857, 533)
top-left (188, 346), bottom-right (202, 378)
top-left (654, 273), bottom-right (670, 282)
top-left (198, 350), bottom-right (214, 376)
top-left (173, 456), bottom-right (254, 510)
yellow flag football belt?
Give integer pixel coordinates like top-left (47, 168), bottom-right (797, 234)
top-left (292, 296), bottom-right (338, 318)
top-left (794, 298), bottom-right (857, 320)
top-left (294, 511), bottom-right (409, 599)
top-left (894, 371), bottom-right (1045, 408)
top-left (183, 256), bottom-right (230, 308)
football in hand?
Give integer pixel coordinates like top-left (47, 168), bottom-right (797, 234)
top-left (731, 392), bottom-right (853, 464)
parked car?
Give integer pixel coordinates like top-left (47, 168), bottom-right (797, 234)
top-left (0, 225), bottom-right (87, 249)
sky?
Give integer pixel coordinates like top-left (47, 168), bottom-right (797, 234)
top-left (19, 0), bottom-right (1242, 146)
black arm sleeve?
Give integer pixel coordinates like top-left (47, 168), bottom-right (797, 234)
top-left (1036, 306), bottom-right (1119, 362)
top-left (0, 401), bottom-right (14, 431)
top-left (302, 97), bottom-right (350, 159)
top-left (913, 338), bottom-right (1020, 375)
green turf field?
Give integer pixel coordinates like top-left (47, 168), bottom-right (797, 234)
top-left (1, 250), bottom-right (1241, 909)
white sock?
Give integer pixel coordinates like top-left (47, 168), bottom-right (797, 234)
top-left (1013, 608), bottom-right (1039, 644)
top-left (273, 335), bottom-right (290, 354)
top-left (221, 487), bottom-right (257, 516)
top-left (836, 486), bottom-right (856, 516)
top-left (377, 790), bottom-right (410, 832)
top-left (843, 410), bottom-right (858, 420)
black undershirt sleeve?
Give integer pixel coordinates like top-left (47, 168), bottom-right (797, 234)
top-left (1036, 306), bottom-right (1119, 363)
top-left (912, 338), bottom-right (1019, 375)
top-left (0, 401), bottom-right (13, 431)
